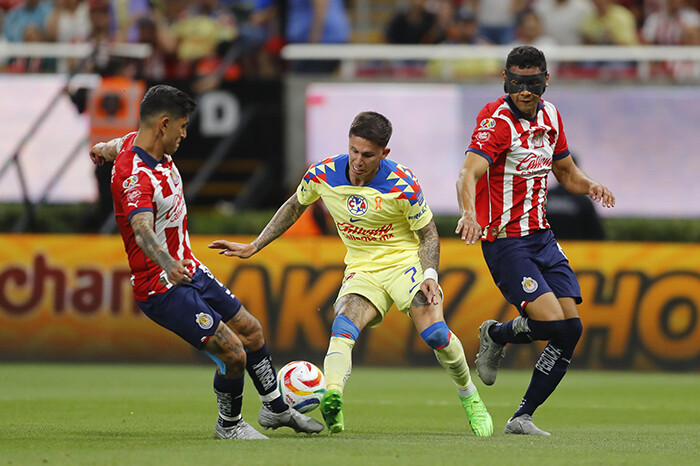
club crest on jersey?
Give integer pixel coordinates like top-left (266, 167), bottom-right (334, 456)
top-left (123, 175), bottom-right (139, 190)
top-left (171, 169), bottom-right (180, 185)
top-left (479, 118), bottom-right (496, 130)
top-left (195, 312), bottom-right (214, 330)
top-left (347, 195), bottom-right (368, 216)
top-left (531, 129), bottom-right (545, 148)
top-left (522, 277), bottom-right (538, 293)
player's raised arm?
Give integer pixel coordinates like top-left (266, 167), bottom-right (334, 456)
top-left (89, 137), bottom-right (123, 165)
top-left (130, 211), bottom-right (192, 284)
top-left (455, 152), bottom-right (489, 244)
top-left (552, 156), bottom-right (615, 208)
top-left (209, 194), bottom-right (309, 258)
top-left (416, 219), bottom-right (441, 305)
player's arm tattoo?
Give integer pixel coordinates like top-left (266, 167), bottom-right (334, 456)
top-left (130, 211), bottom-right (178, 272)
top-left (416, 219), bottom-right (440, 272)
top-left (252, 195), bottom-right (309, 251)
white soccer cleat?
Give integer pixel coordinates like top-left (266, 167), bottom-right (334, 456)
top-left (504, 414), bottom-right (551, 436)
top-left (215, 420), bottom-right (269, 439)
top-left (475, 319), bottom-right (506, 386)
top-left (258, 406), bottom-right (324, 434)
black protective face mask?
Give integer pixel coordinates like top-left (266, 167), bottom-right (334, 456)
top-left (503, 70), bottom-right (547, 96)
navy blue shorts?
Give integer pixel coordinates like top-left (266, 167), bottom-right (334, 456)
top-left (136, 265), bottom-right (242, 349)
top-left (481, 229), bottom-right (581, 316)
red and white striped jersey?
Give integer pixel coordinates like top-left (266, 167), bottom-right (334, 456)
top-left (467, 95), bottom-right (570, 241)
top-left (110, 132), bottom-right (200, 301)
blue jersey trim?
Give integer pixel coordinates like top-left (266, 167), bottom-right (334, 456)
top-left (132, 146), bottom-right (164, 169)
top-left (504, 95), bottom-right (544, 122)
top-left (467, 147), bottom-right (493, 164)
top-left (553, 149), bottom-right (571, 161)
top-left (127, 207), bottom-right (153, 222)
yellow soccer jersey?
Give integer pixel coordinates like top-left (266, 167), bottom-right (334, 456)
top-left (296, 154), bottom-right (433, 270)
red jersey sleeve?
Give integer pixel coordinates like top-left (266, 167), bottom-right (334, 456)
top-left (553, 108), bottom-right (570, 160)
top-left (467, 106), bottom-right (511, 164)
top-left (112, 163), bottom-right (154, 222)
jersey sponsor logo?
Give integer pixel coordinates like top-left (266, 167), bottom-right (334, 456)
top-left (479, 118), bottom-right (496, 130)
top-left (336, 222), bottom-right (394, 242)
top-left (347, 195), bottom-right (368, 216)
top-left (123, 175), bottom-right (139, 190)
top-left (476, 131), bottom-right (491, 142)
top-left (195, 312), bottom-right (214, 330)
top-left (522, 277), bottom-right (539, 293)
top-left (516, 153), bottom-right (552, 173)
top-left (171, 169), bottom-right (180, 185)
top-left (408, 204), bottom-right (428, 221)
top-left (166, 192), bottom-right (185, 222)
top-left (126, 189), bottom-right (141, 203)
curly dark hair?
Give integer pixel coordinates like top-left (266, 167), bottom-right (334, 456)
top-left (505, 45), bottom-right (547, 72)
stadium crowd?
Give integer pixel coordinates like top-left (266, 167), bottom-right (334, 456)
top-left (1, 0), bottom-right (699, 79)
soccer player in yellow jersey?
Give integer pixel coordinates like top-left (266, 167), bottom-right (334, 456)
top-left (209, 111), bottom-right (493, 436)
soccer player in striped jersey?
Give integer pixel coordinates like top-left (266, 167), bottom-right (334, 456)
top-left (89, 84), bottom-right (323, 439)
top-left (456, 46), bottom-right (615, 436)
top-left (210, 111), bottom-right (494, 437)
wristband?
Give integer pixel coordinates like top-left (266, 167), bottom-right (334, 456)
top-left (423, 267), bottom-right (438, 283)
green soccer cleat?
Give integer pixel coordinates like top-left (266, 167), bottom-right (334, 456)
top-left (460, 389), bottom-right (494, 437)
top-left (320, 389), bottom-right (344, 434)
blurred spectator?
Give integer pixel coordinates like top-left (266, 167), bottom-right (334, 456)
top-left (581, 0), bottom-right (639, 44)
top-left (546, 156), bottom-right (606, 240)
top-left (111, 0), bottom-right (153, 42)
top-left (171, 0), bottom-right (237, 63)
top-left (641, 0), bottom-right (700, 45)
top-left (133, 15), bottom-right (176, 81)
top-left (385, 0), bottom-right (450, 44)
top-left (444, 7), bottom-right (488, 45)
top-left (426, 8), bottom-right (501, 79)
top-left (533, 0), bottom-right (594, 45)
top-left (514, 8), bottom-right (557, 46)
top-left (466, 0), bottom-right (524, 44)
top-left (256, 0), bottom-right (351, 74)
top-left (2, 0), bottom-right (53, 42)
top-left (45, 0), bottom-right (92, 73)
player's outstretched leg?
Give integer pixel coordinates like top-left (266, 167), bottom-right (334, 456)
top-left (245, 343), bottom-right (323, 434)
top-left (504, 414), bottom-right (551, 436)
top-left (321, 314), bottom-right (360, 433)
top-left (420, 321), bottom-right (493, 437)
top-left (320, 388), bottom-right (344, 434)
top-left (475, 319), bottom-right (506, 386)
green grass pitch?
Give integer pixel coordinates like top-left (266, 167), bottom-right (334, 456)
top-left (1, 364), bottom-right (698, 465)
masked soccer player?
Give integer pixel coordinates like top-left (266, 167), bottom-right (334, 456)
top-left (210, 111), bottom-right (494, 436)
top-left (89, 84), bottom-right (323, 439)
top-left (456, 46), bottom-right (615, 436)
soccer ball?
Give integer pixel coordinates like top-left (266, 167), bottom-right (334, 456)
top-left (277, 360), bottom-right (326, 413)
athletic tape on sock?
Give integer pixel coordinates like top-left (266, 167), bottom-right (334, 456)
top-left (420, 321), bottom-right (451, 350)
top-left (331, 314), bottom-right (360, 341)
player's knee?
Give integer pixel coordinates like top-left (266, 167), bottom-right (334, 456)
top-left (220, 350), bottom-right (246, 377)
top-left (331, 314), bottom-right (360, 342)
top-left (420, 321), bottom-right (451, 350)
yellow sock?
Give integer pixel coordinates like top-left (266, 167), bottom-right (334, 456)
top-left (323, 336), bottom-right (355, 394)
top-left (434, 333), bottom-right (472, 390)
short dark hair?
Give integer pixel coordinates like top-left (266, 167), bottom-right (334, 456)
top-left (139, 85), bottom-right (196, 121)
top-left (349, 111), bottom-right (393, 147)
top-left (505, 45), bottom-right (547, 72)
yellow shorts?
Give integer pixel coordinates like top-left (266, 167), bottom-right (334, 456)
top-left (336, 261), bottom-right (426, 327)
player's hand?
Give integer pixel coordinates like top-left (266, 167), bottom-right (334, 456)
top-left (89, 143), bottom-right (107, 166)
top-left (421, 279), bottom-right (441, 306)
top-left (589, 183), bottom-right (615, 208)
top-left (455, 215), bottom-right (482, 245)
top-left (208, 240), bottom-right (258, 259)
top-left (166, 259), bottom-right (193, 285)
